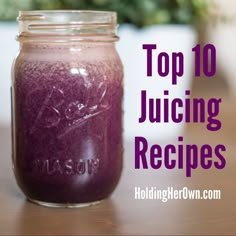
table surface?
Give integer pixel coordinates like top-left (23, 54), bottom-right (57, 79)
top-left (0, 94), bottom-right (236, 235)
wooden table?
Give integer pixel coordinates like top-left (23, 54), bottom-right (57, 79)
top-left (0, 95), bottom-right (236, 235)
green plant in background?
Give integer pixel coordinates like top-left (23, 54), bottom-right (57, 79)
top-left (0, 0), bottom-right (210, 27)
top-left (0, 0), bottom-right (33, 21)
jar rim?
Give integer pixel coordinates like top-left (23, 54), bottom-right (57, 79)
top-left (18, 10), bottom-right (117, 25)
top-left (17, 10), bottom-right (118, 42)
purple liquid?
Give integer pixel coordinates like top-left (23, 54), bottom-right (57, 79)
top-left (12, 44), bottom-right (123, 204)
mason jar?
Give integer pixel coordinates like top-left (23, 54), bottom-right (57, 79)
top-left (11, 10), bottom-right (123, 207)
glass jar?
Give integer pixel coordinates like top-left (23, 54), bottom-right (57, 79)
top-left (11, 11), bottom-right (123, 207)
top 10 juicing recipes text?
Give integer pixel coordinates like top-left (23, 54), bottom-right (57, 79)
top-left (135, 43), bottom-right (226, 177)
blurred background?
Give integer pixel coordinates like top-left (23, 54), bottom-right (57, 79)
top-left (0, 0), bottom-right (235, 138)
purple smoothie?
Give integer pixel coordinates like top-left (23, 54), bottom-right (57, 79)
top-left (12, 44), bottom-right (123, 204)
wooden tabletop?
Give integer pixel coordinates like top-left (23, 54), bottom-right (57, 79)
top-left (0, 94), bottom-right (236, 235)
